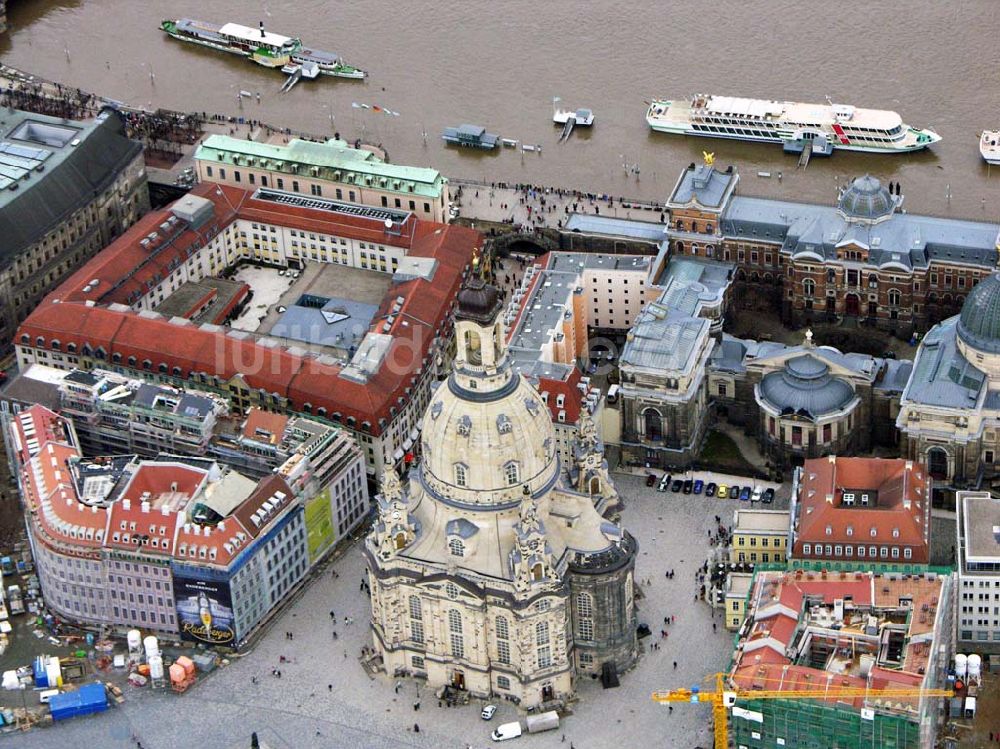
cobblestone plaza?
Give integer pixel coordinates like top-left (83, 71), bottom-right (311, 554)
top-left (11, 473), bottom-right (748, 749)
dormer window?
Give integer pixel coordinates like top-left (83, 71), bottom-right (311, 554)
top-left (496, 414), bottom-right (511, 435)
top-left (825, 525), bottom-right (832, 536)
top-left (448, 538), bottom-right (465, 557)
top-left (504, 461), bottom-right (520, 486)
top-left (846, 525), bottom-right (854, 537)
top-left (892, 527), bottom-right (900, 538)
top-left (870, 527), bottom-right (877, 538)
top-left (455, 463), bottom-right (468, 488)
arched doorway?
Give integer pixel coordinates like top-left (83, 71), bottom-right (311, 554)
top-left (844, 293), bottom-right (860, 317)
top-left (589, 476), bottom-right (601, 494)
top-left (927, 447), bottom-right (949, 480)
top-left (643, 409), bottom-right (663, 442)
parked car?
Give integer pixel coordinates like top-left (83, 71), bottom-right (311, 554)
top-left (671, 479), bottom-right (683, 493)
top-left (277, 305), bottom-right (287, 314)
top-left (278, 269), bottom-right (286, 276)
top-left (729, 485), bottom-right (740, 499)
top-left (705, 482), bottom-right (717, 497)
top-left (739, 486), bottom-right (751, 501)
top-left (716, 484), bottom-right (728, 499)
top-left (682, 479), bottom-right (694, 494)
top-left (646, 473), bottom-right (657, 487)
top-left (657, 474), bottom-right (670, 492)
top-left (491, 722), bottom-right (522, 741)
top-left (481, 704), bottom-right (497, 720)
top-left (693, 479), bottom-right (704, 495)
top-left (763, 488), bottom-right (775, 504)
top-left (751, 487), bottom-right (764, 503)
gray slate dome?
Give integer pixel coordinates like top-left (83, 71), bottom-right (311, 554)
top-left (759, 355), bottom-right (855, 419)
top-left (456, 276), bottom-right (502, 324)
top-left (958, 272), bottom-right (1000, 354)
top-left (837, 175), bottom-right (894, 221)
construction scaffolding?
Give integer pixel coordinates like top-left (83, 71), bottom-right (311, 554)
top-left (732, 697), bottom-right (923, 749)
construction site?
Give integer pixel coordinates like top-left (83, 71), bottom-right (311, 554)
top-left (666, 568), bottom-right (957, 749)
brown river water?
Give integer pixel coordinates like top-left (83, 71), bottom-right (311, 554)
top-left (2, 0), bottom-right (1000, 218)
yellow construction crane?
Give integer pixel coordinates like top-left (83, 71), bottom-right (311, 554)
top-left (652, 672), bottom-right (954, 749)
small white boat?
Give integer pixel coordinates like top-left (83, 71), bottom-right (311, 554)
top-left (501, 138), bottom-right (519, 148)
top-left (981, 130), bottom-right (1000, 165)
top-left (553, 107), bottom-right (595, 126)
top-left (239, 90), bottom-right (253, 98)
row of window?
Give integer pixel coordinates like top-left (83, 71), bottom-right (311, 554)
top-left (801, 543), bottom-right (912, 559)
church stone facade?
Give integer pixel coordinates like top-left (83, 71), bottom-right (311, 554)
top-left (365, 270), bottom-right (637, 709)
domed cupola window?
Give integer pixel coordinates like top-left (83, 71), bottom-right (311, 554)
top-left (836, 175), bottom-right (897, 224)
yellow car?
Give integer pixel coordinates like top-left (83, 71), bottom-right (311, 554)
top-left (716, 484), bottom-right (729, 499)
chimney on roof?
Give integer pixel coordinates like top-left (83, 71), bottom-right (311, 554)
top-left (993, 526), bottom-right (1000, 543)
top-left (259, 21), bottom-right (265, 38)
top-left (122, 499), bottom-right (131, 511)
top-left (828, 455), bottom-right (836, 464)
top-left (141, 501), bottom-right (150, 513)
top-left (825, 493), bottom-right (834, 504)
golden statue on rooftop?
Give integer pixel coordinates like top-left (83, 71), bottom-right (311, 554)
top-left (702, 151), bottom-right (715, 167)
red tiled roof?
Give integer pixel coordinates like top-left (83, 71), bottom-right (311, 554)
top-left (535, 367), bottom-right (585, 425)
top-left (241, 409), bottom-right (290, 443)
top-left (732, 570), bottom-right (944, 706)
top-left (18, 186), bottom-right (480, 438)
top-left (11, 407), bottom-right (299, 567)
top-left (794, 457), bottom-right (930, 563)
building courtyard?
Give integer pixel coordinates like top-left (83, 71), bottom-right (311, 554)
top-left (7, 472), bottom-right (754, 749)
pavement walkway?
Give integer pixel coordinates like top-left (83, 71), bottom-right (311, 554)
top-left (452, 180), bottom-right (667, 235)
top-left (9, 472), bottom-right (742, 749)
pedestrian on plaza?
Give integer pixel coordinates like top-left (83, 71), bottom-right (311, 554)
top-left (328, 684), bottom-right (333, 692)
top-left (414, 701), bottom-right (420, 711)
top-left (713, 623), bottom-right (717, 632)
top-left (673, 661), bottom-right (678, 670)
top-left (414, 724), bottom-right (420, 733)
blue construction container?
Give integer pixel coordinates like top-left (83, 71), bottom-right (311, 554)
top-left (32, 656), bottom-right (48, 689)
top-left (49, 683), bottom-right (108, 721)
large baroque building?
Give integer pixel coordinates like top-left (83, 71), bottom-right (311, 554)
top-left (665, 162), bottom-right (999, 335)
top-left (365, 272), bottom-right (637, 709)
top-left (195, 134), bottom-right (451, 223)
top-left (0, 108), bottom-right (149, 352)
top-left (897, 272), bottom-right (1000, 502)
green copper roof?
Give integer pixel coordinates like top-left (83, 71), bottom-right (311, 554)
top-left (195, 134), bottom-right (446, 199)
top-left (958, 272), bottom-right (1000, 354)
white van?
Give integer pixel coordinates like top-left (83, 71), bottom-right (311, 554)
top-left (39, 689), bottom-right (60, 704)
top-left (607, 384), bottom-right (620, 403)
top-left (491, 721), bottom-right (523, 741)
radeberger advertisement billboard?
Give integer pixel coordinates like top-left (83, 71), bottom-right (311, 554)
top-left (174, 575), bottom-right (237, 645)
